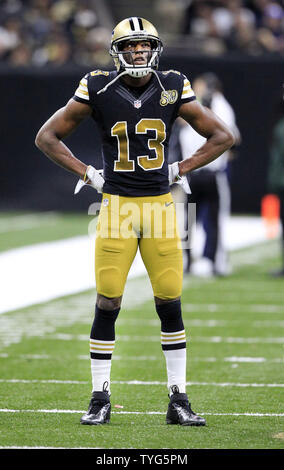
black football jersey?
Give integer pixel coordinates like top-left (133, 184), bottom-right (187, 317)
top-left (73, 69), bottom-right (196, 196)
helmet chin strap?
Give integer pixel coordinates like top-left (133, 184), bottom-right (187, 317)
top-left (97, 66), bottom-right (166, 95)
top-left (96, 69), bottom-right (151, 95)
top-left (97, 70), bottom-right (129, 95)
top-left (125, 67), bottom-right (166, 93)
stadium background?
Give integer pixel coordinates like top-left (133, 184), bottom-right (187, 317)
top-left (1, 0), bottom-right (284, 214)
top-left (1, 0), bottom-right (284, 452)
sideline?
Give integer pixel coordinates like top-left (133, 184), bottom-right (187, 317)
top-left (0, 235), bottom-right (147, 314)
top-left (0, 216), bottom-right (275, 314)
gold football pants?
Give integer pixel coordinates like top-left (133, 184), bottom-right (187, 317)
top-left (95, 192), bottom-right (183, 300)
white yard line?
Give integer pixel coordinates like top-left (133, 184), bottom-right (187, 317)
top-left (1, 353), bottom-right (283, 363)
top-left (113, 318), bottom-right (284, 327)
top-left (0, 446), bottom-right (105, 449)
top-left (194, 336), bottom-right (284, 344)
top-left (0, 409), bottom-right (282, 417)
top-left (0, 379), bottom-right (283, 387)
top-left (45, 333), bottom-right (284, 344)
top-left (183, 304), bottom-right (284, 314)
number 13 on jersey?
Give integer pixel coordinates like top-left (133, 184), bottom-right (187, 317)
top-left (111, 118), bottom-right (166, 172)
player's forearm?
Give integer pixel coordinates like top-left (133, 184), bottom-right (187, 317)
top-left (178, 129), bottom-right (234, 176)
top-left (35, 130), bottom-right (87, 179)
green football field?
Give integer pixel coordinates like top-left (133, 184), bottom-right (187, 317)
top-left (0, 212), bottom-right (283, 450)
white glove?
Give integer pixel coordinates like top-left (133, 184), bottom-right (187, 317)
top-left (74, 165), bottom-right (104, 194)
top-left (168, 161), bottom-right (191, 194)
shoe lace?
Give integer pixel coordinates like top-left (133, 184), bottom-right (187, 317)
top-left (88, 381), bottom-right (110, 415)
top-left (89, 398), bottom-right (109, 415)
top-left (169, 386), bottom-right (195, 411)
top-left (173, 400), bottom-right (196, 415)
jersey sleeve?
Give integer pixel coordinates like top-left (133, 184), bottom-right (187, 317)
top-left (180, 74), bottom-right (196, 104)
top-left (73, 74), bottom-right (90, 104)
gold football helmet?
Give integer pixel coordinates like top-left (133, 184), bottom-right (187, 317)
top-left (110, 17), bottom-right (163, 78)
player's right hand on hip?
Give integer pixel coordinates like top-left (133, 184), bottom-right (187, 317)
top-left (168, 161), bottom-right (181, 185)
top-left (74, 165), bottom-right (105, 194)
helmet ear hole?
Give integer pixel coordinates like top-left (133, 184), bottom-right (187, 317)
top-left (150, 39), bottom-right (158, 50)
top-left (117, 40), bottom-right (127, 52)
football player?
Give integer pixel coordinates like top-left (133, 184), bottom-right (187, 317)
top-left (35, 17), bottom-right (234, 426)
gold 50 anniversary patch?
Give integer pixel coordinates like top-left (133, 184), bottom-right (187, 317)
top-left (160, 90), bottom-right (178, 106)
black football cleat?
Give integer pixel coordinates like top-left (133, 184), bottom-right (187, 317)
top-left (80, 390), bottom-right (111, 425)
top-left (166, 386), bottom-right (206, 426)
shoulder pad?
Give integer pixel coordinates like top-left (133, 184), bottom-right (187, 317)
top-left (89, 70), bottom-right (110, 77)
top-left (161, 70), bottom-right (181, 76)
top-left (86, 70), bottom-right (114, 95)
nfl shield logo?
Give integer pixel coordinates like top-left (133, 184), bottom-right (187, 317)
top-left (134, 100), bottom-right (141, 109)
top-left (103, 198), bottom-right (109, 206)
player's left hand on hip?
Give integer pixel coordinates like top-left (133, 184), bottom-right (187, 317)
top-left (74, 165), bottom-right (105, 194)
top-left (168, 162), bottom-right (191, 194)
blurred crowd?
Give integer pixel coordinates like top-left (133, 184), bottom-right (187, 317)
top-left (0, 0), bottom-right (284, 67)
top-left (0, 0), bottom-right (113, 67)
top-left (181, 0), bottom-right (284, 56)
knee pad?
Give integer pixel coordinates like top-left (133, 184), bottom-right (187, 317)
top-left (97, 266), bottom-right (124, 298)
top-left (154, 268), bottom-right (182, 300)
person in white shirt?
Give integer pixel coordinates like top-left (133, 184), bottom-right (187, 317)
top-left (179, 72), bottom-right (241, 276)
